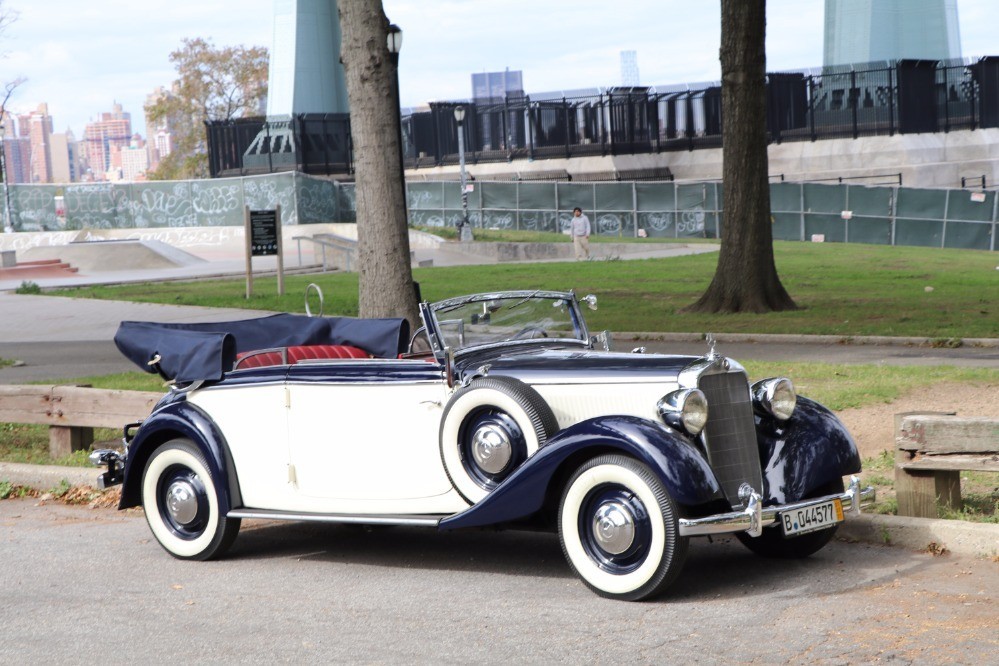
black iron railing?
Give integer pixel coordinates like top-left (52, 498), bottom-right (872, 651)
top-left (205, 56), bottom-right (999, 178)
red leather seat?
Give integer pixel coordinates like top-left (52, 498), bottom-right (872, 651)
top-left (236, 345), bottom-right (370, 369)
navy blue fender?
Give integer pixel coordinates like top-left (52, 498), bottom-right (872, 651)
top-left (119, 399), bottom-right (242, 513)
top-left (440, 415), bottom-right (724, 530)
top-left (755, 396), bottom-right (862, 504)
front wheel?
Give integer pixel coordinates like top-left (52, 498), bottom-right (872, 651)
top-left (735, 479), bottom-right (845, 558)
top-left (141, 438), bottom-right (240, 560)
top-left (558, 454), bottom-right (689, 601)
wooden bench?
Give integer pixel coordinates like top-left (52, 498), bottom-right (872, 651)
top-left (894, 412), bottom-right (999, 518)
top-left (0, 385), bottom-right (162, 459)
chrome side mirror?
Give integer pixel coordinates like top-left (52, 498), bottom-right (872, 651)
top-left (581, 294), bottom-right (598, 310)
top-left (590, 330), bottom-right (612, 352)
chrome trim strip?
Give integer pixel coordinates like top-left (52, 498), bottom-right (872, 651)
top-left (227, 509), bottom-right (446, 527)
top-left (285, 380), bottom-right (443, 388)
top-left (678, 476), bottom-right (875, 537)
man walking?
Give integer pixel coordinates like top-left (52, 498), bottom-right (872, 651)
top-left (570, 207), bottom-right (591, 260)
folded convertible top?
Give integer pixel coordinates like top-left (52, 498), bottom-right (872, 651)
top-left (114, 313), bottom-right (410, 384)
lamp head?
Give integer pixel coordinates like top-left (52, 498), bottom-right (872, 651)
top-left (386, 24), bottom-right (403, 55)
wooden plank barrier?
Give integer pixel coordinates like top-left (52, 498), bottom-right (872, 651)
top-left (895, 413), bottom-right (999, 518)
top-left (0, 385), bottom-right (162, 459)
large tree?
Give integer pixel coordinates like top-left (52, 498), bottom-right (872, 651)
top-left (146, 38), bottom-right (268, 180)
top-left (686, 0), bottom-right (796, 314)
top-left (338, 1), bottom-right (419, 326)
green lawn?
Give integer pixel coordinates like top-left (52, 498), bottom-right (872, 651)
top-left (49, 241), bottom-right (999, 339)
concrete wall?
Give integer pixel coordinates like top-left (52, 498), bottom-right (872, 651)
top-left (412, 128), bottom-right (999, 190)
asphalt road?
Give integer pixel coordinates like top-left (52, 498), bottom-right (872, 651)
top-left (1, 292), bottom-right (997, 384)
top-left (1, 498), bottom-right (996, 663)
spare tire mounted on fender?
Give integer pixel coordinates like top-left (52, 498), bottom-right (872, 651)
top-left (440, 376), bottom-right (559, 503)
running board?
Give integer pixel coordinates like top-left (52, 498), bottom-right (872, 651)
top-left (227, 508), bottom-right (447, 528)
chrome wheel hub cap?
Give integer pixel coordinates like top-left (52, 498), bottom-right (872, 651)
top-left (165, 479), bottom-right (199, 526)
top-left (592, 501), bottom-right (636, 555)
top-left (471, 424), bottom-right (512, 474)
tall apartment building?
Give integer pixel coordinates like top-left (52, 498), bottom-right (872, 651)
top-left (1, 112), bottom-right (32, 184)
top-left (17, 103), bottom-right (55, 183)
top-left (83, 102), bottom-right (132, 181)
top-left (49, 130), bottom-right (79, 183)
top-left (144, 86), bottom-right (175, 170)
top-left (119, 135), bottom-right (149, 181)
top-left (823, 0), bottom-right (962, 66)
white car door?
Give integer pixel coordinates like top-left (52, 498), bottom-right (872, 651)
top-left (285, 359), bottom-right (465, 514)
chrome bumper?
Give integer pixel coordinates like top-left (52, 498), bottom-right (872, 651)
top-left (678, 475), bottom-right (875, 538)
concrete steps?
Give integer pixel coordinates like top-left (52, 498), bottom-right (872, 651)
top-left (0, 259), bottom-right (79, 280)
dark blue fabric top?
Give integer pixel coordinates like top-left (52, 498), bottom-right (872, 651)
top-left (114, 313), bottom-right (410, 383)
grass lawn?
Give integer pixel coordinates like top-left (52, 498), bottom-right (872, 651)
top-left (48, 241), bottom-right (998, 339)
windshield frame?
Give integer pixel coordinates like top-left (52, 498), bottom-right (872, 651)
top-left (420, 290), bottom-right (592, 358)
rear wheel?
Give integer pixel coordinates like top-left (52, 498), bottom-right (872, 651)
top-left (141, 438), bottom-right (240, 560)
top-left (558, 454), bottom-right (689, 601)
top-left (735, 479), bottom-right (845, 558)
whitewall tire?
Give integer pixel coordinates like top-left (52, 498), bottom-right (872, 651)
top-left (141, 438), bottom-right (240, 560)
top-left (558, 454), bottom-right (688, 601)
top-left (440, 376), bottom-right (558, 504)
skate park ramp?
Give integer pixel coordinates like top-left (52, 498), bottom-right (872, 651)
top-left (19, 239), bottom-right (205, 273)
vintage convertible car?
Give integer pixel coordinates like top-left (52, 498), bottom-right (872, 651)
top-left (96, 289), bottom-right (873, 601)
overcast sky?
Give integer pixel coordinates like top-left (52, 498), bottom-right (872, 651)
top-left (1, 0), bottom-right (995, 138)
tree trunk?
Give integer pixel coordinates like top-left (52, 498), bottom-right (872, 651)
top-left (685, 0), bottom-right (796, 314)
top-left (338, 0), bottom-right (420, 326)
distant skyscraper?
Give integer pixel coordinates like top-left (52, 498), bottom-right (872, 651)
top-left (823, 0), bottom-right (961, 66)
top-left (1, 113), bottom-right (32, 184)
top-left (470, 69), bottom-right (525, 151)
top-left (120, 135), bottom-right (150, 181)
top-left (144, 86), bottom-right (175, 171)
top-left (471, 69), bottom-right (524, 102)
top-left (620, 51), bottom-right (640, 86)
top-left (83, 103), bottom-right (132, 181)
top-left (24, 103), bottom-right (54, 183)
top-left (49, 130), bottom-right (78, 183)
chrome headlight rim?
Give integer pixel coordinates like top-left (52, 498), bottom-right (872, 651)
top-left (752, 377), bottom-right (797, 421)
top-left (657, 388), bottom-right (709, 437)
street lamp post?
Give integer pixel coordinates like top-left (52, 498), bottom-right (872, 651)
top-left (453, 105), bottom-right (473, 241)
top-left (386, 24), bottom-right (407, 214)
top-left (0, 123), bottom-right (11, 233)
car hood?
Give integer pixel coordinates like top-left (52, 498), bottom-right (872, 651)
top-left (456, 348), bottom-right (703, 384)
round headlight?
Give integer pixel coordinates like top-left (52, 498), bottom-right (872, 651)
top-left (657, 388), bottom-right (709, 437)
top-left (752, 377), bottom-right (797, 421)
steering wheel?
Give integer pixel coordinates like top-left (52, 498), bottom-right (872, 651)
top-left (511, 326), bottom-right (548, 340)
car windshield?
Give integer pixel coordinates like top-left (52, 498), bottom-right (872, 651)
top-left (430, 292), bottom-right (587, 352)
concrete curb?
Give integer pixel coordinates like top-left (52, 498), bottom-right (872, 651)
top-left (616, 331), bottom-right (999, 349)
top-left (2, 462), bottom-right (996, 559)
top-left (0, 462), bottom-right (97, 491)
top-left (837, 513), bottom-right (999, 559)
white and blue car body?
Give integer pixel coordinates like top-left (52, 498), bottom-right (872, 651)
top-left (97, 290), bottom-right (874, 601)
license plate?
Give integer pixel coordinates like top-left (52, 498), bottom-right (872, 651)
top-left (780, 499), bottom-right (844, 537)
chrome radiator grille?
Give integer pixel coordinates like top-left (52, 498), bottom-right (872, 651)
top-left (698, 371), bottom-right (762, 507)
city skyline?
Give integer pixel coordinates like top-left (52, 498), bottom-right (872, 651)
top-left (2, 0), bottom-right (995, 142)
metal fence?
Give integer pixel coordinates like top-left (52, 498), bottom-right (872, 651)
top-left (2, 176), bottom-right (995, 252)
top-left (204, 57), bottom-right (999, 177)
top-left (397, 180), bottom-right (997, 251)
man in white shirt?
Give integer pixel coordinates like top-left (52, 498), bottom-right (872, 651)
top-left (570, 207), bottom-right (591, 260)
